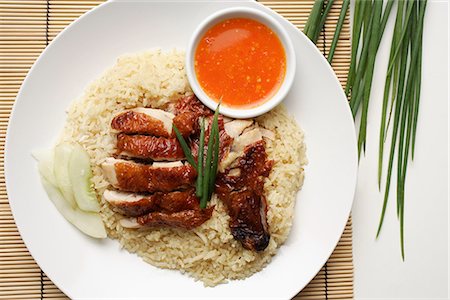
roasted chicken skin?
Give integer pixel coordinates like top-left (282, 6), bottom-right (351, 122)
top-left (173, 112), bottom-right (198, 136)
top-left (215, 140), bottom-right (273, 251)
top-left (175, 95), bottom-right (213, 117)
top-left (102, 158), bottom-right (197, 193)
top-left (190, 116), bottom-right (234, 162)
top-left (111, 108), bottom-right (173, 136)
top-left (106, 96), bottom-right (275, 234)
top-left (116, 133), bottom-right (185, 161)
top-left (222, 189), bottom-right (269, 251)
top-left (136, 206), bottom-right (214, 230)
top-left (104, 188), bottom-right (199, 217)
top-left (111, 108), bottom-right (196, 137)
top-left (104, 96), bottom-right (226, 231)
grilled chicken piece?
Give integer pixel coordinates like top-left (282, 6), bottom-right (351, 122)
top-left (222, 189), bottom-right (269, 251)
top-left (111, 108), bottom-right (174, 136)
top-left (175, 95), bottom-right (213, 117)
top-left (215, 141), bottom-right (273, 251)
top-left (156, 189), bottom-right (199, 213)
top-left (217, 122), bottom-right (235, 160)
top-left (173, 111), bottom-right (198, 136)
top-left (259, 128), bottom-right (276, 140)
top-left (232, 128), bottom-right (263, 157)
top-left (111, 108), bottom-right (196, 137)
top-left (219, 127), bottom-right (263, 172)
top-left (120, 206), bottom-right (214, 230)
top-left (103, 188), bottom-right (198, 217)
top-left (103, 190), bottom-right (157, 217)
top-left (137, 207), bottom-right (214, 229)
top-left (101, 158), bottom-right (196, 193)
top-left (224, 120), bottom-right (254, 138)
top-left (191, 116), bottom-right (234, 162)
top-left (116, 133), bottom-right (184, 161)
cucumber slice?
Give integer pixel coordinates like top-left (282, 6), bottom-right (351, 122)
top-left (53, 143), bottom-right (77, 208)
top-left (68, 144), bottom-right (100, 212)
top-left (40, 176), bottom-right (106, 239)
top-left (32, 149), bottom-right (57, 186)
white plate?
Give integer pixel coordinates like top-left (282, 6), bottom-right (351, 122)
top-left (5, 1), bottom-right (357, 299)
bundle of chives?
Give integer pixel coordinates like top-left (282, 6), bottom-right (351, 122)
top-left (377, 0), bottom-right (427, 260)
top-left (304, 0), bottom-right (427, 259)
top-left (347, 0), bottom-right (394, 156)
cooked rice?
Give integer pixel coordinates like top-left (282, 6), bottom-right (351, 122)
top-left (59, 49), bottom-right (307, 286)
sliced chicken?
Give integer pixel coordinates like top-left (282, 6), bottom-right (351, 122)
top-left (103, 190), bottom-right (158, 217)
top-left (120, 206), bottom-right (214, 230)
top-left (103, 188), bottom-right (198, 217)
top-left (156, 188), bottom-right (199, 213)
top-left (219, 127), bottom-right (263, 172)
top-left (119, 218), bottom-right (141, 229)
top-left (216, 122), bottom-right (235, 161)
top-left (137, 207), bottom-right (214, 229)
top-left (233, 127), bottom-right (264, 155)
top-left (116, 133), bottom-right (184, 161)
top-left (215, 140), bottom-right (273, 251)
top-left (222, 189), bottom-right (270, 251)
top-left (172, 111), bottom-right (198, 136)
top-left (101, 158), bottom-right (196, 193)
top-left (175, 95), bottom-right (213, 117)
top-left (190, 116), bottom-right (234, 163)
top-left (224, 120), bottom-right (253, 138)
top-left (111, 108), bottom-right (196, 137)
top-left (111, 108), bottom-right (174, 136)
top-left (222, 116), bottom-right (233, 123)
top-left (259, 128), bottom-right (276, 140)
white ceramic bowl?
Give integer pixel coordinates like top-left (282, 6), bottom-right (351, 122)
top-left (186, 7), bottom-right (296, 119)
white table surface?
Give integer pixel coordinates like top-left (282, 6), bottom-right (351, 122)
top-left (351, 1), bottom-right (449, 299)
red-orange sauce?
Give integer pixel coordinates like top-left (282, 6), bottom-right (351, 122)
top-left (195, 18), bottom-right (286, 108)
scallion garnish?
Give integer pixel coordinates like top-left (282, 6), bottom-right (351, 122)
top-left (174, 105), bottom-right (220, 209)
top-left (201, 121), bottom-right (215, 209)
top-left (173, 125), bottom-right (197, 169)
top-left (196, 118), bottom-right (205, 198)
top-left (200, 104), bottom-right (220, 209)
top-left (209, 106), bottom-right (221, 198)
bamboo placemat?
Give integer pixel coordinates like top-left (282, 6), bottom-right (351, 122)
top-left (0, 1), bottom-right (353, 299)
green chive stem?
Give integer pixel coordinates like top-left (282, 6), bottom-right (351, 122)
top-left (173, 125), bottom-right (197, 169)
top-left (196, 118), bottom-right (205, 198)
top-left (312, 0), bottom-right (335, 43)
top-left (304, 0), bottom-right (325, 41)
top-left (345, 0), bottom-right (364, 96)
top-left (209, 106), bottom-right (220, 197)
top-left (328, 0), bottom-right (349, 63)
top-left (201, 127), bottom-right (214, 209)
